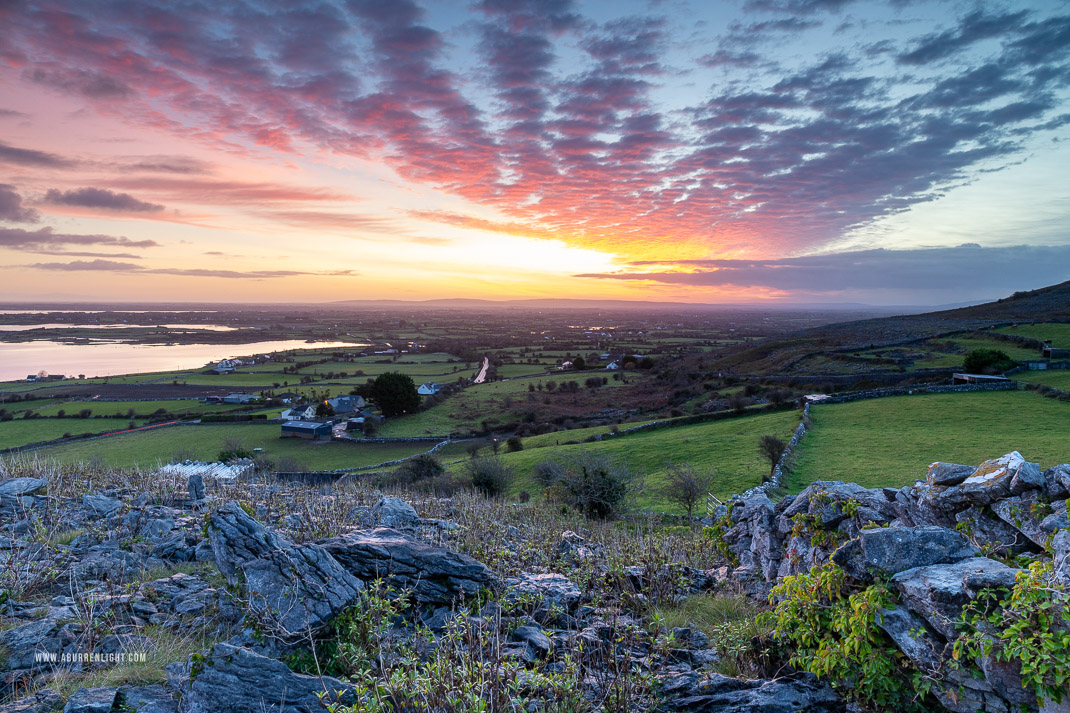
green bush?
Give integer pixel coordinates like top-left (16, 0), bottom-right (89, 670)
top-left (963, 348), bottom-right (1017, 374)
top-left (770, 563), bottom-right (924, 712)
top-left (953, 561), bottom-right (1070, 706)
top-left (465, 455), bottom-right (513, 497)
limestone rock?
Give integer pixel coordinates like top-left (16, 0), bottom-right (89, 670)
top-left (504, 573), bottom-right (582, 612)
top-left (661, 672), bottom-right (843, 712)
top-left (167, 643), bottom-right (353, 713)
top-left (208, 502), bottom-right (363, 636)
top-left (892, 557), bottom-right (1019, 639)
top-left (319, 527), bottom-right (495, 604)
top-left (832, 526), bottom-right (978, 581)
top-left (370, 497), bottom-right (420, 528)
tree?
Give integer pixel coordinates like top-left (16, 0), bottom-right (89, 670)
top-left (572, 356), bottom-right (586, 370)
top-left (369, 372), bottom-right (420, 417)
top-left (315, 401), bottom-right (335, 417)
top-left (662, 463), bottom-right (715, 519)
top-left (963, 349), bottom-right (1017, 374)
top-left (758, 435), bottom-right (787, 481)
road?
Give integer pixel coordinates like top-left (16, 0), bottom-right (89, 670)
top-left (473, 357), bottom-right (489, 384)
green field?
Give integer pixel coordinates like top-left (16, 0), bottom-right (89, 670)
top-left (787, 390), bottom-right (1070, 491)
top-left (994, 323), bottom-right (1070, 348)
top-left (0, 418), bottom-right (150, 450)
top-left (1017, 370), bottom-right (1070, 391)
top-left (915, 337), bottom-right (1041, 367)
top-left (377, 371), bottom-right (633, 437)
top-left (19, 424), bottom-right (435, 470)
top-left (27, 399), bottom-right (245, 418)
top-left (461, 410), bottom-right (802, 512)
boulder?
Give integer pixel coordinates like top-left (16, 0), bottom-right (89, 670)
top-left (892, 557), bottom-right (1019, 639)
top-left (1053, 529), bottom-right (1070, 585)
top-left (0, 478), bottom-right (48, 497)
top-left (208, 502), bottom-right (363, 636)
top-left (504, 573), bottom-right (582, 612)
top-left (931, 452), bottom-right (1041, 513)
top-left (370, 497), bottom-right (420, 528)
top-left (832, 526), bottom-right (978, 580)
top-left (661, 672), bottom-right (842, 712)
top-left (188, 474), bottom-right (206, 503)
top-left (167, 643), bottom-right (353, 713)
top-left (1043, 465), bottom-right (1070, 499)
top-left (991, 492), bottom-right (1056, 547)
top-left (115, 686), bottom-right (177, 713)
top-left (510, 624), bottom-right (553, 659)
top-left (319, 527), bottom-right (496, 604)
top-left (62, 689), bottom-right (117, 713)
top-left (927, 462), bottom-right (975, 487)
top-left (82, 494), bottom-right (123, 518)
top-left (954, 506), bottom-right (1036, 556)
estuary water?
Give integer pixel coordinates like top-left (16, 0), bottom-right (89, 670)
top-left (0, 339), bottom-right (357, 382)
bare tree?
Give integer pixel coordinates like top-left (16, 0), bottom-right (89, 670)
top-left (758, 435), bottom-right (787, 481)
top-left (661, 463), bottom-right (715, 519)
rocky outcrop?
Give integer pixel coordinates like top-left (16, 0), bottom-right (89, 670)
top-left (661, 672), bottom-right (843, 712)
top-left (208, 502), bottom-right (364, 637)
top-left (319, 527), bottom-right (495, 604)
top-left (717, 451), bottom-right (1069, 713)
top-left (166, 643), bottom-right (353, 713)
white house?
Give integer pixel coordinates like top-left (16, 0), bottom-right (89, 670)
top-left (281, 405), bottom-right (317, 420)
top-left (417, 382), bottom-right (443, 396)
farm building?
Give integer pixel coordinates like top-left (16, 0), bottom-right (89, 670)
top-left (417, 382), bottom-right (443, 395)
top-left (280, 421), bottom-right (331, 439)
top-left (223, 393), bottom-right (257, 404)
top-left (1043, 347), bottom-right (1070, 359)
top-left (952, 373), bottom-right (1011, 385)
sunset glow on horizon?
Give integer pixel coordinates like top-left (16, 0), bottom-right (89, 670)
top-left (1, 0), bottom-right (1068, 305)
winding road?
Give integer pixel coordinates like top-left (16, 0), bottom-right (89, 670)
top-left (473, 357), bottom-right (489, 384)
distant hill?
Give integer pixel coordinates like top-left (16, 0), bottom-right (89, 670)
top-left (924, 279), bottom-right (1070, 322)
top-left (710, 279), bottom-right (1070, 374)
top-left (324, 297), bottom-right (943, 314)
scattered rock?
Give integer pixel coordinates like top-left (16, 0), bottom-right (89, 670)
top-left (167, 643), bottom-right (353, 713)
top-left (0, 689), bottom-right (64, 713)
top-left (0, 478), bottom-right (48, 498)
top-left (320, 527), bottom-right (496, 604)
top-left (504, 573), bottom-right (582, 612)
top-left (62, 688), bottom-right (117, 713)
top-left (188, 474), bottom-right (205, 503)
top-left (662, 672), bottom-right (843, 712)
top-left (371, 497), bottom-right (420, 528)
top-left (82, 494), bottom-right (122, 518)
top-left (208, 502), bottom-right (363, 637)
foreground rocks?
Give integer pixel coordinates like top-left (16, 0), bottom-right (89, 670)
top-left (718, 451), bottom-right (1070, 713)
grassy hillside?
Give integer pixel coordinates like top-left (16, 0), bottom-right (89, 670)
top-left (787, 390), bottom-right (1070, 490)
top-left (464, 410), bottom-right (802, 512)
top-left (994, 322), bottom-right (1070, 348)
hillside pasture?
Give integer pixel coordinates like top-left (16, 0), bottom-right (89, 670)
top-left (787, 390), bottom-right (1070, 491)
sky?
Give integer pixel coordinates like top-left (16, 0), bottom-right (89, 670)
top-left (0, 0), bottom-right (1068, 306)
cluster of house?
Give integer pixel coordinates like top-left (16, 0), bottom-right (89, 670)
top-left (556, 354), bottom-right (643, 371)
top-left (204, 356), bottom-right (270, 375)
top-left (24, 373), bottom-right (66, 382)
top-left (280, 394), bottom-right (376, 440)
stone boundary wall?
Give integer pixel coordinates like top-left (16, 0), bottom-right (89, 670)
top-left (736, 402), bottom-right (811, 500)
top-left (0, 420), bottom-right (184, 456)
top-left (809, 380), bottom-right (1018, 405)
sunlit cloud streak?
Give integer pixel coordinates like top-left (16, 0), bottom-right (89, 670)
top-left (0, 0), bottom-right (1068, 300)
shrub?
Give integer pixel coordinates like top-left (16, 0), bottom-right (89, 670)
top-left (217, 437), bottom-right (253, 463)
top-left (963, 348), bottom-right (1017, 374)
top-left (506, 435), bottom-right (524, 452)
top-left (395, 453), bottom-right (444, 483)
top-left (953, 561), bottom-right (1070, 706)
top-left (465, 455), bottom-right (513, 497)
top-left (549, 451), bottom-right (638, 519)
top-left (661, 463), bottom-right (715, 519)
top-left (770, 563), bottom-right (924, 711)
